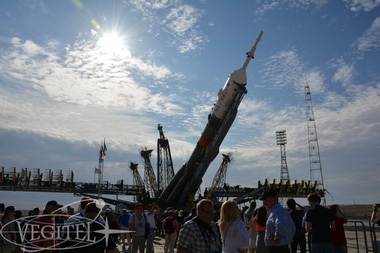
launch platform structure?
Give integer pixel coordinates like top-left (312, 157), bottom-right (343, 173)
top-left (304, 85), bottom-right (325, 204)
top-left (129, 162), bottom-right (145, 202)
top-left (140, 148), bottom-right (159, 198)
top-left (157, 124), bottom-right (175, 194)
top-left (276, 130), bottom-right (290, 182)
top-left (207, 153), bottom-right (232, 202)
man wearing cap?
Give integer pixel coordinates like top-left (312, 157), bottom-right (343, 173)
top-left (260, 189), bottom-right (295, 253)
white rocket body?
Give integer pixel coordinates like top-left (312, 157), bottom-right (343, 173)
top-left (213, 68), bottom-right (247, 120)
top-left (161, 31), bottom-right (263, 206)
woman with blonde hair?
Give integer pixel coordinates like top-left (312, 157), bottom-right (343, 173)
top-left (218, 200), bottom-right (249, 253)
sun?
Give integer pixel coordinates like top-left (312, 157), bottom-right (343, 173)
top-left (97, 31), bottom-right (131, 59)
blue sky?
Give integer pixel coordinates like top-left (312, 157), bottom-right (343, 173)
top-left (0, 0), bottom-right (379, 210)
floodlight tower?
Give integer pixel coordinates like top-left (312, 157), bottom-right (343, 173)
top-left (276, 130), bottom-right (290, 182)
top-left (304, 85), bottom-right (325, 203)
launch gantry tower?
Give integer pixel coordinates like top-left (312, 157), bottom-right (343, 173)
top-left (304, 85), bottom-right (325, 203)
top-left (140, 148), bottom-right (159, 198)
top-left (276, 130), bottom-right (290, 182)
top-left (157, 124), bottom-right (175, 194)
top-left (207, 153), bottom-right (232, 201)
top-left (129, 162), bottom-right (144, 202)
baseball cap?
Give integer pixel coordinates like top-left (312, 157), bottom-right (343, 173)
top-left (45, 200), bottom-right (63, 208)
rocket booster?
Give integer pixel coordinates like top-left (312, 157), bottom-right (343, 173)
top-left (161, 31), bottom-right (263, 206)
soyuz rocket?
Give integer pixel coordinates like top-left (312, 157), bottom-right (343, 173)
top-left (160, 31), bottom-right (264, 207)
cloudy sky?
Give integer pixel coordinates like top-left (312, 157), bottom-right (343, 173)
top-left (0, 0), bottom-right (379, 210)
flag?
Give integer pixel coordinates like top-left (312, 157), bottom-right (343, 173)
top-left (103, 139), bottom-right (107, 152)
top-left (95, 167), bottom-right (101, 174)
top-left (99, 145), bottom-right (106, 163)
top-left (98, 139), bottom-right (107, 163)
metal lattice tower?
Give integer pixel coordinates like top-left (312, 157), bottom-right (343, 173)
top-left (130, 162), bottom-right (144, 188)
top-left (304, 85), bottom-right (325, 197)
top-left (157, 124), bottom-right (175, 193)
top-left (276, 130), bottom-right (290, 181)
top-left (140, 148), bottom-right (159, 198)
top-left (129, 162), bottom-right (145, 202)
top-left (207, 153), bottom-right (232, 201)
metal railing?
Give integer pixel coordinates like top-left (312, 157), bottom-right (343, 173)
top-left (369, 221), bottom-right (378, 253)
top-left (345, 219), bottom-right (380, 253)
top-left (346, 220), bottom-right (369, 253)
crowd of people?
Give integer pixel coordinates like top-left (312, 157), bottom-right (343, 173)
top-left (0, 192), bottom-right (379, 253)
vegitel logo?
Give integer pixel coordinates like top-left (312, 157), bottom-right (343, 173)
top-left (0, 199), bottom-right (128, 252)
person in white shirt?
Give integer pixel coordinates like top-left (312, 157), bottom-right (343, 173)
top-left (145, 202), bottom-right (159, 253)
top-left (218, 200), bottom-right (249, 253)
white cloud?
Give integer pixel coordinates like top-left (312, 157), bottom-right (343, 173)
top-left (255, 0), bottom-right (328, 17)
top-left (0, 37), bottom-right (184, 115)
top-left (332, 58), bottom-right (356, 86)
top-left (126, 0), bottom-right (207, 53)
top-left (355, 16), bottom-right (380, 54)
top-left (260, 49), bottom-right (302, 87)
top-left (343, 0), bottom-right (380, 12)
top-left (165, 5), bottom-right (200, 36)
top-left (260, 49), bottom-right (326, 94)
top-left (0, 86), bottom-right (158, 153)
top-left (316, 83), bottom-right (380, 148)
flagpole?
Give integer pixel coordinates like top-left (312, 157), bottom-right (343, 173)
top-left (98, 143), bottom-right (103, 198)
top-left (97, 139), bottom-right (107, 198)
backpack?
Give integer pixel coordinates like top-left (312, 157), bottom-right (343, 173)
top-left (164, 217), bottom-right (174, 234)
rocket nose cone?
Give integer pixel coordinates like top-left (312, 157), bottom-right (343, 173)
top-left (230, 68), bottom-right (247, 85)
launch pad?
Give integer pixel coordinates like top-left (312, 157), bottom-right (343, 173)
top-left (0, 31), bottom-right (327, 208)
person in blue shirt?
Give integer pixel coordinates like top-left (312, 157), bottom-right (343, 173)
top-left (117, 209), bottom-right (132, 249)
top-left (260, 189), bottom-right (295, 253)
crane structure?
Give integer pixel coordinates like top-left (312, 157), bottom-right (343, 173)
top-left (206, 153), bottom-right (232, 201)
top-left (304, 85), bottom-right (325, 202)
top-left (276, 130), bottom-right (290, 181)
top-left (129, 162), bottom-right (145, 202)
top-left (140, 148), bottom-right (159, 198)
top-left (157, 124), bottom-right (175, 194)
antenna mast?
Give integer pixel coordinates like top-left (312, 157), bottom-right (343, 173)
top-left (304, 85), bottom-right (325, 204)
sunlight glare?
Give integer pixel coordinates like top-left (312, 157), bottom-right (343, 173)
top-left (97, 32), bottom-right (131, 59)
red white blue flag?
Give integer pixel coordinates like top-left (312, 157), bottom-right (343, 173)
top-left (99, 141), bottom-right (107, 163)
